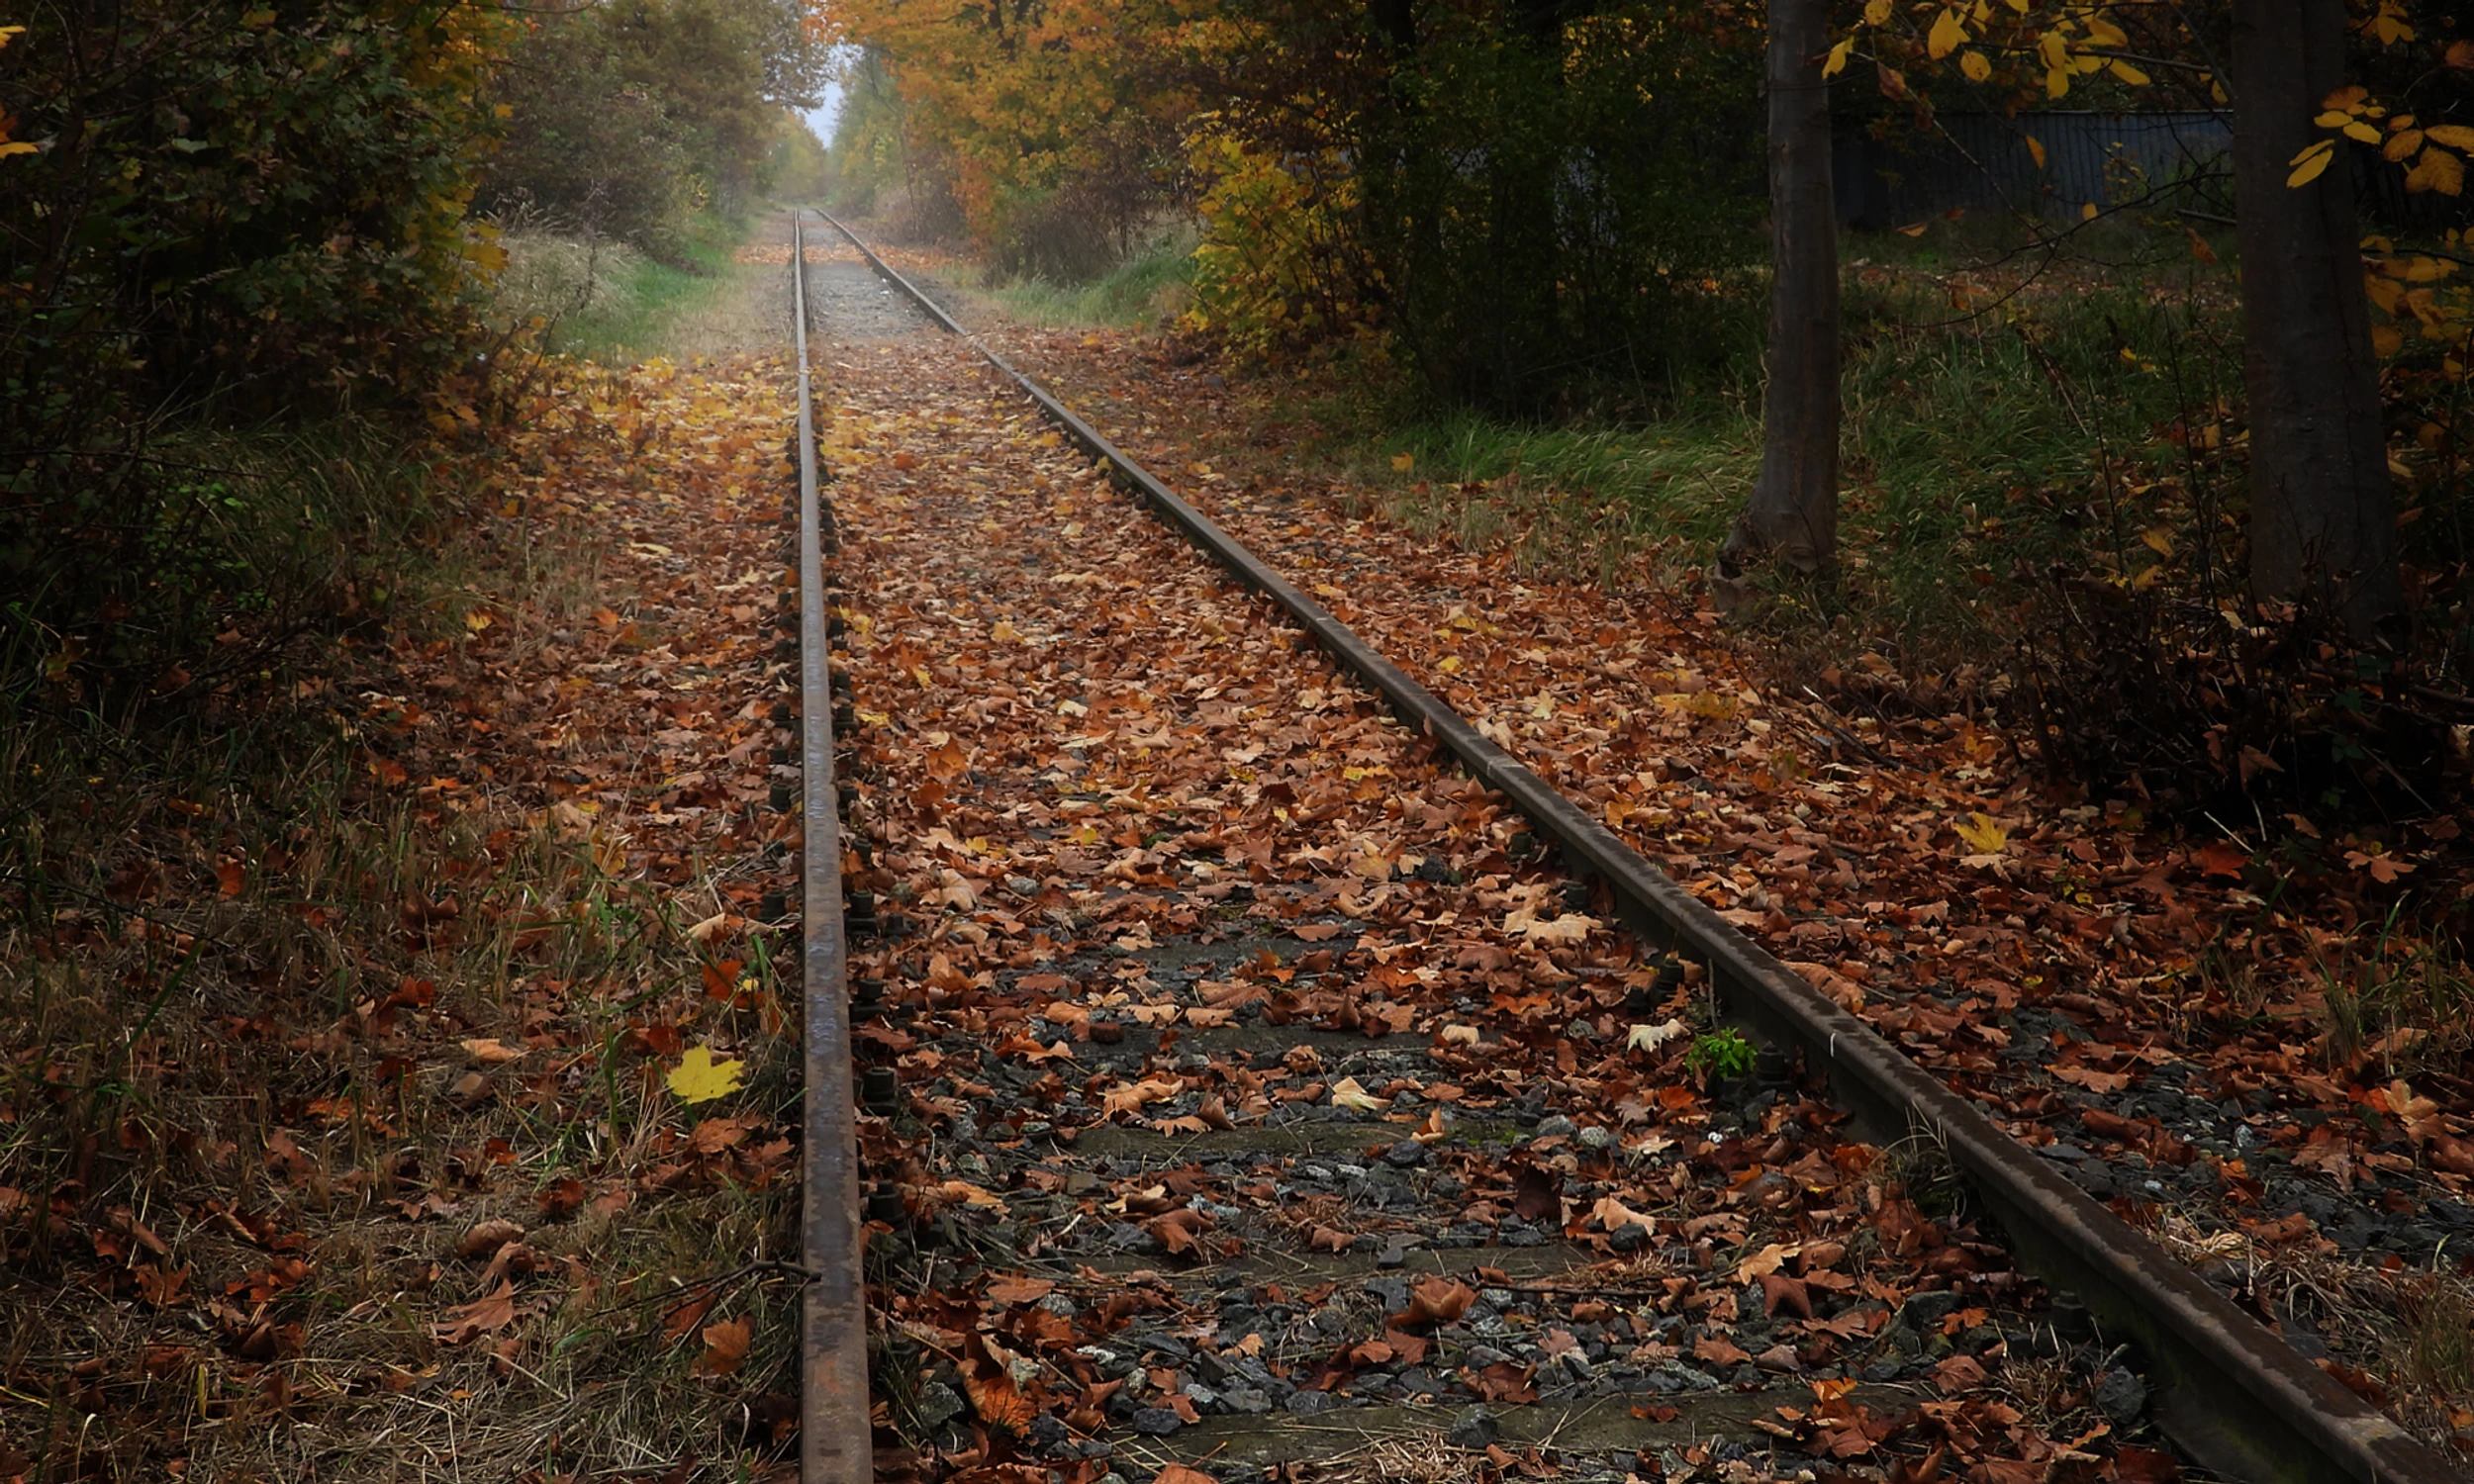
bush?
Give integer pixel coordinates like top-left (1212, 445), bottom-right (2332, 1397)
top-left (0, 0), bottom-right (512, 690)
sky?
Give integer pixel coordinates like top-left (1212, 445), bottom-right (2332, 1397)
top-left (799, 46), bottom-right (857, 150)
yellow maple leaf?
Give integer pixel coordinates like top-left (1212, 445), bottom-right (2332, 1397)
top-left (1954, 812), bottom-right (2009, 854)
top-left (667, 1046), bottom-right (745, 1103)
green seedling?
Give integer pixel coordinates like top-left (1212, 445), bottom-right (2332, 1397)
top-left (1686, 1026), bottom-right (1758, 1082)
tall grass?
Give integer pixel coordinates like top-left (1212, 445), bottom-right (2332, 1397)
top-left (1347, 232), bottom-right (2240, 673)
top-left (987, 233), bottom-right (1197, 328)
top-left (492, 211), bottom-right (762, 365)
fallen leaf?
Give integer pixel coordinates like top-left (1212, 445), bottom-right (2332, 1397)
top-left (666, 1046), bottom-right (745, 1103)
top-left (699, 1315), bottom-right (752, 1376)
top-left (1329, 1076), bottom-right (1386, 1112)
top-left (1627, 1018), bottom-right (1685, 1052)
top-left (1391, 1274), bottom-right (1476, 1328)
top-left (432, 1280), bottom-right (520, 1344)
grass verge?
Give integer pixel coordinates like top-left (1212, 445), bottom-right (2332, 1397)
top-left (496, 210), bottom-right (777, 366)
top-left (985, 233), bottom-right (1197, 329)
top-left (1335, 234), bottom-right (2243, 681)
top-left (0, 354), bottom-right (807, 1480)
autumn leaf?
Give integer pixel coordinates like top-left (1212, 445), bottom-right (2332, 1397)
top-left (432, 1280), bottom-right (521, 1344)
top-left (2406, 145), bottom-right (2465, 196)
top-left (1465, 1360), bottom-right (1538, 1404)
top-left (1953, 812), bottom-right (2008, 854)
top-left (1509, 909), bottom-right (1596, 944)
top-left (1735, 1242), bottom-right (1800, 1282)
top-left (1959, 50), bottom-right (1991, 82)
top-left (666, 1045), bottom-right (745, 1103)
top-left (928, 1179), bottom-right (1006, 1210)
top-left (987, 1276), bottom-right (1055, 1305)
top-left (2195, 839), bottom-right (2248, 878)
top-left (1148, 1208), bottom-right (1212, 1255)
top-left (1328, 1075), bottom-right (1386, 1112)
top-left (2288, 139), bottom-right (2337, 188)
top-left (1760, 1271), bottom-right (1814, 1321)
top-left (1587, 1195), bottom-right (1652, 1235)
top-left (1627, 1018), bottom-right (1685, 1052)
top-left (698, 1315), bottom-right (752, 1376)
top-left (1931, 1353), bottom-right (1986, 1391)
top-left (1927, 9), bottom-right (1966, 59)
top-left (1390, 1274), bottom-right (1476, 1328)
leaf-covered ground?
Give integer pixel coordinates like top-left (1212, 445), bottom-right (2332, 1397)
top-left (817, 317), bottom-right (2188, 1484)
top-left (953, 316), bottom-right (2474, 1456)
top-left (1, 292), bottom-right (819, 1473)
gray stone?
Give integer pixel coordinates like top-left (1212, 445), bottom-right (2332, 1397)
top-left (1536, 1114), bottom-right (1578, 1138)
top-left (1607, 1221), bottom-right (1650, 1253)
top-left (1650, 1365), bottom-right (1720, 1392)
top-left (1382, 1140), bottom-right (1428, 1168)
top-left (1900, 1290), bottom-right (1960, 1329)
top-left (915, 1382), bottom-right (966, 1430)
top-left (1130, 1407), bottom-right (1184, 1436)
top-left (1365, 1276), bottom-right (1411, 1311)
top-left (1221, 1385), bottom-right (1273, 1414)
top-left (1447, 1405), bottom-right (1502, 1448)
top-left (1285, 1388), bottom-right (1339, 1415)
top-left (2095, 1367), bottom-right (2146, 1425)
top-left (1578, 1125), bottom-right (1615, 1151)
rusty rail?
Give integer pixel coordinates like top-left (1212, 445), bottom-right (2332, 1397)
top-left (815, 209), bottom-right (2459, 1484)
top-left (793, 211), bottom-right (872, 1484)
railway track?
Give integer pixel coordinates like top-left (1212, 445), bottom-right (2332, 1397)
top-left (784, 215), bottom-right (2464, 1484)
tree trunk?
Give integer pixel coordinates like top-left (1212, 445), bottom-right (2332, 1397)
top-left (2231, 0), bottom-right (2400, 633)
top-left (1726, 0), bottom-right (1840, 586)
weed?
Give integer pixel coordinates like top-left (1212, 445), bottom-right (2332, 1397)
top-left (2407, 1279), bottom-right (2474, 1398)
top-left (1872, 1121), bottom-right (1965, 1218)
top-left (1685, 1027), bottom-right (1758, 1083)
top-left (2303, 913), bottom-right (2474, 1077)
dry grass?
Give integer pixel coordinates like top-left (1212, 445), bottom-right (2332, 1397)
top-left (1, 244), bottom-right (813, 1479)
top-left (2131, 1209), bottom-right (2474, 1453)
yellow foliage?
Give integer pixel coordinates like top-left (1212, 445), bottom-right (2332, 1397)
top-left (667, 1045), bottom-right (746, 1103)
top-left (1180, 124), bottom-right (1381, 362)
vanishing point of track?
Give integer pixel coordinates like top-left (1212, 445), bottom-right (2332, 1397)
top-left (782, 214), bottom-right (2463, 1484)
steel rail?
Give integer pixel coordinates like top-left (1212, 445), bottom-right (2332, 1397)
top-left (816, 210), bottom-right (2459, 1484)
top-left (792, 212), bottom-right (872, 1484)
